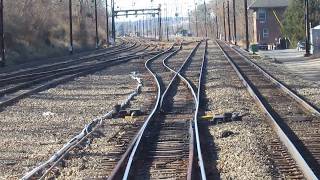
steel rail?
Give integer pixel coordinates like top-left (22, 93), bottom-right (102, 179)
top-left (193, 40), bottom-right (208, 180)
top-left (0, 41), bottom-right (125, 74)
top-left (1, 43), bottom-right (149, 83)
top-left (0, 51), bottom-right (161, 109)
top-left (0, 43), bottom-right (152, 86)
top-left (232, 46), bottom-right (320, 116)
top-left (216, 40), bottom-right (317, 180)
top-left (0, 42), bottom-right (138, 79)
top-left (120, 42), bottom-right (202, 179)
top-left (121, 45), bottom-right (190, 180)
top-left (22, 70), bottom-right (145, 180)
top-left (162, 40), bottom-right (207, 179)
top-left (161, 41), bottom-right (208, 180)
top-left (15, 43), bottom-right (158, 85)
top-left (21, 46), bottom-right (168, 179)
top-left (0, 45), bottom-right (152, 98)
top-left (160, 42), bottom-right (201, 109)
top-left (107, 45), bottom-right (178, 180)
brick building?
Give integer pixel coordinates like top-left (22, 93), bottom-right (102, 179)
top-left (249, 0), bottom-right (288, 46)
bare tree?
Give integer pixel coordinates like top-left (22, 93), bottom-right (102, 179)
top-left (4, 0), bottom-right (108, 64)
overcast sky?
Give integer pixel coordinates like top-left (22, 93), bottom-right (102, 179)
top-left (113, 0), bottom-right (204, 20)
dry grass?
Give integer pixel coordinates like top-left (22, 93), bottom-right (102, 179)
top-left (4, 0), bottom-right (108, 65)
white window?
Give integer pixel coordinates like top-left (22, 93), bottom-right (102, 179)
top-left (258, 9), bottom-right (267, 23)
top-left (263, 28), bottom-right (269, 38)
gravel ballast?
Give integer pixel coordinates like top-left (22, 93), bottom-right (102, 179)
top-left (240, 48), bottom-right (320, 109)
top-left (204, 41), bottom-right (281, 179)
top-left (52, 58), bottom-right (157, 179)
top-left (0, 55), bottom-right (151, 179)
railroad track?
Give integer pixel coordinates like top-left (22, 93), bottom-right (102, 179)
top-left (0, 40), bottom-right (131, 77)
top-left (0, 41), bottom-right (145, 81)
top-left (217, 40), bottom-right (319, 179)
top-left (20, 42), bottom-right (174, 180)
top-left (96, 51), bottom-right (179, 179)
top-left (0, 42), bottom-right (160, 109)
top-left (107, 40), bottom-right (208, 179)
top-left (179, 40), bottom-right (208, 180)
top-left (0, 43), bottom-right (148, 87)
top-left (0, 37), bottom-right (163, 83)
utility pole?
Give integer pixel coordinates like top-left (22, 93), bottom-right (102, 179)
top-left (215, 0), bottom-right (219, 39)
top-left (188, 10), bottom-right (191, 34)
top-left (223, 2), bottom-right (227, 41)
top-left (305, 0), bottom-right (311, 56)
top-left (244, 0), bottom-right (249, 50)
top-left (154, 16), bottom-right (156, 39)
top-left (0, 0), bottom-right (5, 67)
top-left (94, 0), bottom-right (99, 49)
top-left (195, 2), bottom-right (199, 37)
top-left (159, 5), bottom-right (162, 41)
top-left (154, 15), bottom-right (157, 39)
top-left (142, 14), bottom-right (145, 37)
top-left (69, 0), bottom-right (73, 54)
top-left (166, 6), bottom-right (169, 41)
top-left (138, 20), bottom-right (141, 37)
top-left (146, 16), bottom-right (149, 37)
top-left (204, 0), bottom-right (208, 37)
top-left (227, 0), bottom-right (231, 42)
top-left (134, 22), bottom-right (137, 36)
top-left (111, 0), bottom-right (116, 43)
top-left (106, 0), bottom-right (110, 46)
top-left (233, 0), bottom-right (237, 45)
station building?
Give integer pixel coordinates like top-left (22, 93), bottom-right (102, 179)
top-left (249, 0), bottom-right (289, 48)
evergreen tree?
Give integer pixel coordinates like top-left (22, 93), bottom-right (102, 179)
top-left (283, 0), bottom-right (320, 47)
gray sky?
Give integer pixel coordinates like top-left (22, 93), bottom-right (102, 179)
top-left (113, 0), bottom-right (204, 20)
